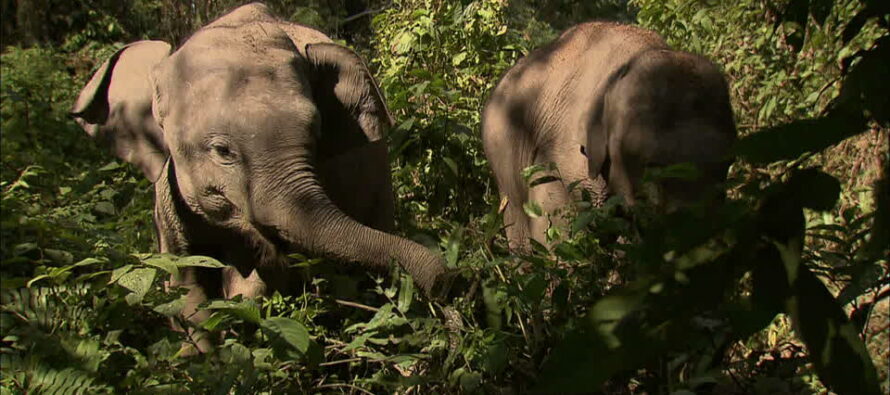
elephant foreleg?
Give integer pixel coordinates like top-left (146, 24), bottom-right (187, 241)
top-left (222, 267), bottom-right (267, 299)
top-left (167, 266), bottom-right (221, 355)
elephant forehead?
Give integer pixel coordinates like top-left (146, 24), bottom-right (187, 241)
top-left (166, 22), bottom-right (309, 86)
top-left (160, 68), bottom-right (318, 148)
top-left (186, 77), bottom-right (316, 129)
top-left (185, 21), bottom-right (299, 60)
top-left (186, 65), bottom-right (309, 101)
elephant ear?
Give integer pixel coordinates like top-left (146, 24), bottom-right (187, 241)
top-left (586, 61), bottom-right (636, 180)
top-left (70, 40), bottom-right (172, 182)
top-left (585, 97), bottom-right (610, 180)
top-left (304, 42), bottom-right (393, 157)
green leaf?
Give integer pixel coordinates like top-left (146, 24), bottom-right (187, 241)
top-left (451, 51), bottom-right (467, 66)
top-left (94, 201), bottom-right (116, 215)
top-left (571, 211), bottom-right (596, 234)
top-left (787, 268), bottom-right (881, 395)
top-left (480, 338), bottom-right (508, 374)
top-left (201, 311), bottom-right (231, 331)
top-left (261, 317), bottom-right (311, 357)
top-left (13, 243), bottom-right (38, 256)
top-left (153, 295), bottom-right (186, 317)
top-left (523, 200), bottom-right (543, 218)
top-left (645, 162), bottom-right (702, 182)
top-left (26, 258), bottom-right (103, 287)
top-left (394, 31), bottom-right (415, 54)
top-left (553, 242), bottom-right (585, 261)
top-left (115, 268), bottom-right (156, 304)
top-left (139, 254), bottom-right (180, 276)
top-left (443, 156), bottom-right (459, 176)
top-left (97, 161), bottom-right (122, 171)
top-left (528, 175), bottom-right (561, 187)
top-left (450, 368), bottom-right (482, 392)
top-left (397, 273), bottom-right (415, 313)
top-left (536, 275), bottom-right (701, 392)
top-left (482, 283), bottom-right (505, 330)
top-left (521, 273), bottom-right (547, 302)
top-left (205, 298), bottom-right (261, 324)
top-left (520, 163), bottom-right (553, 182)
top-left (176, 255), bottom-right (227, 268)
top-left (109, 264), bottom-right (133, 284)
top-left (836, 263), bottom-right (882, 305)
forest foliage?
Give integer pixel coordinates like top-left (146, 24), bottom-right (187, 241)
top-left (1, 0), bottom-right (888, 393)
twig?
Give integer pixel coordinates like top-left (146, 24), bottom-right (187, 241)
top-left (340, 9), bottom-right (383, 25)
top-left (316, 383), bottom-right (376, 395)
top-left (334, 299), bottom-right (379, 312)
top-left (319, 358), bottom-right (363, 367)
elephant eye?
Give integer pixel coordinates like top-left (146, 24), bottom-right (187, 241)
top-left (213, 144), bottom-right (231, 156)
top-left (209, 141), bottom-right (237, 164)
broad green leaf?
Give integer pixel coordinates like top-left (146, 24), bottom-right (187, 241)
top-left (177, 255), bottom-right (227, 268)
top-left (571, 211), bottom-right (597, 234)
top-left (153, 295), bottom-right (186, 317)
top-left (201, 311), bottom-right (230, 331)
top-left (109, 264), bottom-right (133, 284)
top-left (115, 268), bottom-right (156, 304)
top-left (520, 163), bottom-right (552, 182)
top-left (261, 317), bottom-right (311, 355)
top-left (205, 298), bottom-right (261, 324)
top-left (139, 254), bottom-right (180, 276)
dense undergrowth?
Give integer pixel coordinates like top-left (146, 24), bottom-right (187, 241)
top-left (1, 0), bottom-right (887, 393)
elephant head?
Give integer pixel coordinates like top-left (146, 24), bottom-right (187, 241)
top-left (70, 3), bottom-right (451, 299)
top-left (586, 50), bottom-right (737, 212)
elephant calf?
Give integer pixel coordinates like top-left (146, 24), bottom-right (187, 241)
top-left (482, 22), bottom-right (737, 251)
top-left (71, 3), bottom-right (454, 352)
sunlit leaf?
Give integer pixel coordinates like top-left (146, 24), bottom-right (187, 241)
top-left (522, 200), bottom-right (543, 218)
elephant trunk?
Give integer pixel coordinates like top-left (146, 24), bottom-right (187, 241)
top-left (260, 172), bottom-right (450, 299)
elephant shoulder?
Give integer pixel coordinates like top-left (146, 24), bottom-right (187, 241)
top-left (581, 22), bottom-right (666, 48)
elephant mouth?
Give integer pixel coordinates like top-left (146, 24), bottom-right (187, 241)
top-left (243, 220), bottom-right (301, 268)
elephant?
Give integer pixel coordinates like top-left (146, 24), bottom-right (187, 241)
top-left (482, 22), bottom-right (737, 251)
top-left (70, 3), bottom-right (455, 352)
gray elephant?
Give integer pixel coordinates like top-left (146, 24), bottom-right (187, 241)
top-left (482, 22), bottom-right (737, 251)
top-left (71, 3), bottom-right (454, 351)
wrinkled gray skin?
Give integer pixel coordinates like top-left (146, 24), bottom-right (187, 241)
top-left (482, 22), bottom-right (737, 251)
top-left (72, 3), bottom-right (452, 352)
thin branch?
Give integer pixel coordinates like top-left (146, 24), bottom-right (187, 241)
top-left (319, 358), bottom-right (363, 367)
top-left (316, 383), bottom-right (375, 395)
top-left (340, 9), bottom-right (383, 25)
top-left (334, 299), bottom-right (379, 313)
